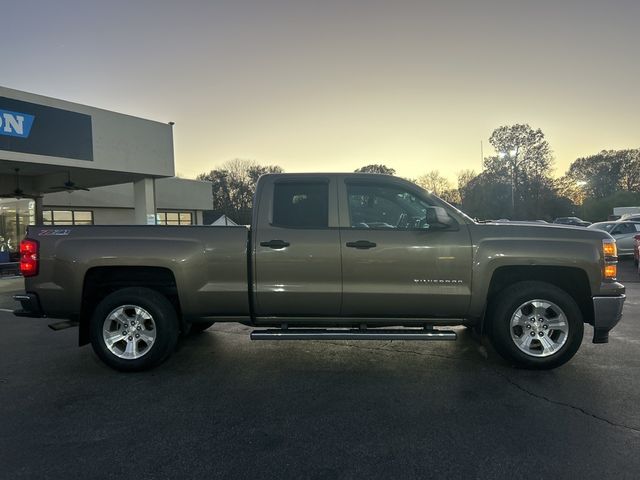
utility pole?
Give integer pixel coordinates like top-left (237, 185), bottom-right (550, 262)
top-left (511, 146), bottom-right (519, 219)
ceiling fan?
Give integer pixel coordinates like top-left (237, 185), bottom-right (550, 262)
top-left (48, 171), bottom-right (90, 192)
top-left (0, 168), bottom-right (27, 198)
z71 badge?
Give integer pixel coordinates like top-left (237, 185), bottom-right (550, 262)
top-left (38, 229), bottom-right (71, 236)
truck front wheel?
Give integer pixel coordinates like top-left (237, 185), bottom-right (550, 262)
top-left (488, 281), bottom-right (584, 369)
top-left (89, 287), bottom-right (179, 372)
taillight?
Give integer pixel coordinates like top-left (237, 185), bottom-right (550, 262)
top-left (20, 239), bottom-right (39, 277)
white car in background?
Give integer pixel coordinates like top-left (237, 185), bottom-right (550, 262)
top-left (588, 221), bottom-right (640, 256)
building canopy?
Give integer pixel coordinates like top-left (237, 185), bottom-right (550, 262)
top-left (0, 86), bottom-right (174, 198)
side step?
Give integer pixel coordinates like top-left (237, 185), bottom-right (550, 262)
top-left (250, 328), bottom-right (457, 341)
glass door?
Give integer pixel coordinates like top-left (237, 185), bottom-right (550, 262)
top-left (0, 198), bottom-right (35, 260)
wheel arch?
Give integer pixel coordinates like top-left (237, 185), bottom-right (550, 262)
top-left (482, 265), bottom-right (593, 332)
top-left (79, 266), bottom-right (181, 346)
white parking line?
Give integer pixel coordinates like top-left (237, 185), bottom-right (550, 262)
top-left (0, 308), bottom-right (14, 312)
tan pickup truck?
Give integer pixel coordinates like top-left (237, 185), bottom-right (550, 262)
top-left (14, 173), bottom-right (625, 371)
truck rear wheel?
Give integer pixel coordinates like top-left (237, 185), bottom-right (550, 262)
top-left (89, 287), bottom-right (179, 372)
top-left (488, 281), bottom-right (584, 369)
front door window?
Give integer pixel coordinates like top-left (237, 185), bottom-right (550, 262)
top-left (347, 183), bottom-right (437, 230)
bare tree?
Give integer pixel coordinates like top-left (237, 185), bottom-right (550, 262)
top-left (487, 124), bottom-right (553, 217)
top-left (565, 148), bottom-right (640, 200)
top-left (456, 169), bottom-right (477, 205)
top-left (554, 175), bottom-right (586, 206)
top-left (566, 151), bottom-right (622, 199)
top-left (198, 159), bottom-right (283, 223)
top-left (416, 170), bottom-right (453, 196)
top-left (617, 149), bottom-right (640, 192)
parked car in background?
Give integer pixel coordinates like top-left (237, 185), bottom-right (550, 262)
top-left (589, 221), bottom-right (640, 256)
top-left (553, 217), bottom-right (591, 227)
top-left (588, 222), bottom-right (619, 234)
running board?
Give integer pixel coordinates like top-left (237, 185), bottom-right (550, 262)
top-left (250, 328), bottom-right (457, 341)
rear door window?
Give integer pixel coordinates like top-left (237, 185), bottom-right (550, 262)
top-left (272, 182), bottom-right (329, 228)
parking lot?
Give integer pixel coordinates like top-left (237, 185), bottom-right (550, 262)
top-left (1, 262), bottom-right (639, 479)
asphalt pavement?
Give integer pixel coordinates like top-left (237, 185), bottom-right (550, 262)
top-left (1, 263), bottom-right (639, 479)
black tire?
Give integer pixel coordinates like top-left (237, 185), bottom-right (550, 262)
top-left (189, 321), bottom-right (215, 334)
top-left (89, 287), bottom-right (179, 372)
top-left (488, 281), bottom-right (584, 370)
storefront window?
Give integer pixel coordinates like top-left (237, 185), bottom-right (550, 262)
top-left (72, 211), bottom-right (93, 225)
top-left (156, 211), bottom-right (193, 225)
top-left (43, 210), bottom-right (94, 226)
top-left (0, 198), bottom-right (35, 254)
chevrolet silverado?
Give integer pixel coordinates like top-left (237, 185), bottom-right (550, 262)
top-left (14, 173), bottom-right (626, 371)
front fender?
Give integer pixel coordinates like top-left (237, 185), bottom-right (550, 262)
top-left (467, 226), bottom-right (603, 318)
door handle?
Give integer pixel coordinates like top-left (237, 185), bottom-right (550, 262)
top-left (346, 240), bottom-right (377, 249)
top-left (260, 239), bottom-right (290, 249)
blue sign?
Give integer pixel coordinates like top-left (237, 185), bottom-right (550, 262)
top-left (0, 109), bottom-right (35, 138)
top-left (0, 97), bottom-right (93, 161)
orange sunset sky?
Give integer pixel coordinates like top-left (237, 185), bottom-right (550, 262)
top-left (2, 0), bottom-right (639, 182)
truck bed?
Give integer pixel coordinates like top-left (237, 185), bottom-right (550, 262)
top-left (26, 225), bottom-right (252, 320)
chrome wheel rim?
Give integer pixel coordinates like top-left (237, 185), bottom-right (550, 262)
top-left (102, 305), bottom-right (156, 360)
top-left (509, 299), bottom-right (569, 358)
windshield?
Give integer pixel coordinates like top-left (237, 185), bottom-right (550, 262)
top-left (590, 223), bottom-right (616, 232)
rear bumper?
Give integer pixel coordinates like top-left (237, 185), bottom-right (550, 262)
top-left (592, 294), bottom-right (625, 343)
top-left (13, 293), bottom-right (44, 318)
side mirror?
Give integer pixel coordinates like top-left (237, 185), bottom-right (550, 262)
top-left (425, 206), bottom-right (454, 228)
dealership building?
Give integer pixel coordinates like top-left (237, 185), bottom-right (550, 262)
top-left (0, 86), bottom-right (212, 253)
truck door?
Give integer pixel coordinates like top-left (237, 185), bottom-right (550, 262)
top-left (339, 179), bottom-right (472, 318)
top-left (253, 177), bottom-right (342, 317)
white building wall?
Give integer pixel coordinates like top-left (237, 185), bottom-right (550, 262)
top-left (154, 177), bottom-right (212, 210)
top-left (42, 177), bottom-right (212, 225)
top-left (0, 86), bottom-right (175, 179)
top-left (92, 208), bottom-right (135, 225)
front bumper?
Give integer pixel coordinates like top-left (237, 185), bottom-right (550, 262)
top-left (592, 294), bottom-right (625, 343)
top-left (13, 293), bottom-right (44, 318)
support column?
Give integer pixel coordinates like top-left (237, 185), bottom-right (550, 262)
top-left (34, 196), bottom-right (44, 226)
top-left (133, 178), bottom-right (156, 225)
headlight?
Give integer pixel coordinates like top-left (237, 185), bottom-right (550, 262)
top-left (602, 239), bottom-right (618, 280)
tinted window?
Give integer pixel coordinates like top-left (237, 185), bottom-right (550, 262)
top-left (612, 223), bottom-right (636, 235)
top-left (591, 223), bottom-right (616, 232)
top-left (347, 183), bottom-right (435, 229)
top-left (273, 182), bottom-right (328, 228)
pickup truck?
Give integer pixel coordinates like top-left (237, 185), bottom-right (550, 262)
top-left (14, 173), bottom-right (626, 371)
